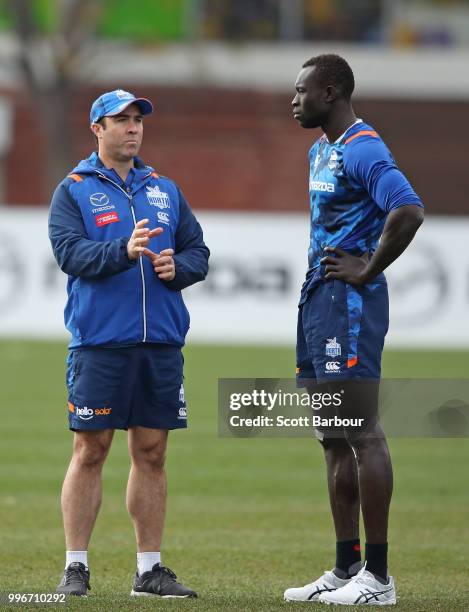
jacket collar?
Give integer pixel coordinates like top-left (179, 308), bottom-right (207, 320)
top-left (71, 152), bottom-right (155, 194)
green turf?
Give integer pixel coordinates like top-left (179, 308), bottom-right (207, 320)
top-left (0, 341), bottom-right (468, 611)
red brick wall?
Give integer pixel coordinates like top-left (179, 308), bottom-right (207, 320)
top-left (4, 86), bottom-right (468, 215)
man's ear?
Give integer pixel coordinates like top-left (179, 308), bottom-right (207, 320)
top-left (324, 85), bottom-right (338, 104)
top-left (91, 122), bottom-right (102, 140)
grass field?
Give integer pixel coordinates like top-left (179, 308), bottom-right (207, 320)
top-left (1, 341), bottom-right (468, 611)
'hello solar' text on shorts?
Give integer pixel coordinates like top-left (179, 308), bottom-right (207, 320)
top-left (66, 344), bottom-right (187, 431)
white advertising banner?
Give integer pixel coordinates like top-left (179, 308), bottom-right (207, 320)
top-left (0, 209), bottom-right (467, 348)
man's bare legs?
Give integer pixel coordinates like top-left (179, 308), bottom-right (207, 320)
top-left (126, 427), bottom-right (168, 553)
top-left (320, 381), bottom-right (393, 582)
top-left (61, 429), bottom-right (114, 551)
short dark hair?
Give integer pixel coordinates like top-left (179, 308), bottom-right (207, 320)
top-left (302, 54), bottom-right (355, 99)
top-left (92, 117), bottom-right (106, 147)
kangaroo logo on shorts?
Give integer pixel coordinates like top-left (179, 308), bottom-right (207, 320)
top-left (178, 385), bottom-right (186, 420)
top-left (179, 384), bottom-right (185, 404)
top-left (325, 337), bottom-right (341, 358)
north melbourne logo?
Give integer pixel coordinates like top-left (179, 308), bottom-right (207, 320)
top-left (146, 185), bottom-right (170, 209)
top-left (328, 149), bottom-right (339, 171)
top-left (115, 89), bottom-right (133, 100)
top-left (178, 385), bottom-right (186, 419)
top-left (325, 337), bottom-right (341, 357)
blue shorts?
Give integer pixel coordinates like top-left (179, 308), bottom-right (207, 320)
top-left (297, 275), bottom-right (389, 384)
top-left (66, 344), bottom-right (187, 431)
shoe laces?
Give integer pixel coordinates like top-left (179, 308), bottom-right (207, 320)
top-left (64, 565), bottom-right (89, 586)
top-left (349, 564), bottom-right (368, 586)
top-left (158, 565), bottom-right (177, 581)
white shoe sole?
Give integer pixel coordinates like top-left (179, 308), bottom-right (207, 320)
top-left (130, 590), bottom-right (194, 598)
top-left (320, 597), bottom-right (397, 606)
top-left (284, 596), bottom-right (322, 602)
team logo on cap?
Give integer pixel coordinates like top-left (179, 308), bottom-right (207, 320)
top-left (115, 89), bottom-right (134, 100)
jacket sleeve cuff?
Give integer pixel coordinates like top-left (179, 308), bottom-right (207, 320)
top-left (122, 238), bottom-right (138, 267)
top-left (161, 260), bottom-right (187, 291)
top-left (162, 276), bottom-right (185, 291)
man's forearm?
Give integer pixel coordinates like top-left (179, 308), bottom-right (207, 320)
top-left (52, 233), bottom-right (136, 279)
top-left (362, 205), bottom-right (424, 283)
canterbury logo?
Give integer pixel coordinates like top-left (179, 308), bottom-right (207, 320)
top-left (325, 361), bottom-right (340, 371)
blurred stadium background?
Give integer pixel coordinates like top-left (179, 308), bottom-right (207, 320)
top-left (0, 1), bottom-right (468, 610)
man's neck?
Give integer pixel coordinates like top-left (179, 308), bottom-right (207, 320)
top-left (98, 151), bottom-right (134, 182)
top-left (322, 106), bottom-right (357, 144)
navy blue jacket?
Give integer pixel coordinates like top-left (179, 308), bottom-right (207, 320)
top-left (49, 153), bottom-right (209, 348)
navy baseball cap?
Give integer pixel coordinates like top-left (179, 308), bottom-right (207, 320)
top-left (90, 89), bottom-right (153, 124)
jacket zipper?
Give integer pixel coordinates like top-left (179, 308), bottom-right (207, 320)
top-left (96, 171), bottom-right (152, 343)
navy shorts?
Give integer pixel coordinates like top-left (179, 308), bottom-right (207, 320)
top-left (297, 275), bottom-right (389, 384)
top-left (66, 344), bottom-right (187, 431)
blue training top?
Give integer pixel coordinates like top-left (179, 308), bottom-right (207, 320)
top-left (303, 120), bottom-right (422, 297)
top-left (49, 152), bottom-right (209, 349)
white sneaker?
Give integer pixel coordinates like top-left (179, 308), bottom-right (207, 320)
top-left (318, 565), bottom-right (396, 606)
top-left (284, 570), bottom-right (350, 602)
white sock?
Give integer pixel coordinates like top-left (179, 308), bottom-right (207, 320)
top-left (137, 552), bottom-right (161, 575)
top-left (65, 550), bottom-right (88, 569)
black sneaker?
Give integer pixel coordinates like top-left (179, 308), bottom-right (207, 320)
top-left (56, 561), bottom-right (91, 596)
top-left (131, 563), bottom-right (197, 598)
